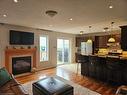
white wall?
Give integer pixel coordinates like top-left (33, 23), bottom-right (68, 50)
top-left (0, 24), bottom-right (76, 69)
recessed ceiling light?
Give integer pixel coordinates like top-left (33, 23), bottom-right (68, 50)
top-left (69, 18), bottom-right (73, 21)
top-left (14, 0), bottom-right (18, 3)
top-left (109, 5), bottom-right (113, 9)
top-left (3, 14), bottom-right (7, 17)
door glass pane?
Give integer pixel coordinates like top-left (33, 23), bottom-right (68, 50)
top-left (57, 39), bottom-right (63, 64)
top-left (57, 39), bottom-right (70, 65)
top-left (64, 40), bottom-right (69, 62)
top-left (40, 36), bottom-right (48, 62)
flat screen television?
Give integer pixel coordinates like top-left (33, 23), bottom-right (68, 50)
top-left (10, 30), bottom-right (34, 45)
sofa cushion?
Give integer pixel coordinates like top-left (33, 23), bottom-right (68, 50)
top-left (0, 67), bottom-right (12, 87)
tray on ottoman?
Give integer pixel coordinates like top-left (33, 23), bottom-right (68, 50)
top-left (32, 77), bottom-right (73, 95)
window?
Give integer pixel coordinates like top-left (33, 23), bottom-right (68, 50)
top-left (40, 36), bottom-right (48, 62)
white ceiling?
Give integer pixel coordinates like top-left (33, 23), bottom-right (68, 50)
top-left (0, 0), bottom-right (127, 34)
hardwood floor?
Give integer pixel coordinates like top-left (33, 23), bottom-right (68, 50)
top-left (16, 65), bottom-right (118, 95)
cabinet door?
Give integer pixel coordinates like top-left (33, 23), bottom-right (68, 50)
top-left (81, 63), bottom-right (89, 76)
top-left (121, 30), bottom-right (127, 50)
top-left (89, 62), bottom-right (96, 78)
top-left (81, 63), bottom-right (85, 76)
top-left (114, 34), bottom-right (121, 43)
top-left (75, 37), bottom-right (84, 47)
top-left (76, 36), bottom-right (94, 47)
top-left (120, 26), bottom-right (127, 50)
top-left (98, 36), bottom-right (108, 48)
top-left (89, 56), bottom-right (97, 78)
top-left (123, 60), bottom-right (127, 85)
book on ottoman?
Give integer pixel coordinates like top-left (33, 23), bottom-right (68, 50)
top-left (32, 77), bottom-right (73, 95)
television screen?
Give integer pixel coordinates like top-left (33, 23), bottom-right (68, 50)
top-left (10, 30), bottom-right (34, 45)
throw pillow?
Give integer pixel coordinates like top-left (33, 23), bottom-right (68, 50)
top-left (0, 67), bottom-right (12, 87)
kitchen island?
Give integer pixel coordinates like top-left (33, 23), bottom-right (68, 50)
top-left (77, 53), bottom-right (127, 85)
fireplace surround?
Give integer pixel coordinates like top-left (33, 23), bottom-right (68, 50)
top-left (5, 48), bottom-right (37, 74)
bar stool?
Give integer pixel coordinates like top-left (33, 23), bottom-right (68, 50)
top-left (77, 59), bottom-right (81, 74)
top-left (76, 54), bottom-right (85, 74)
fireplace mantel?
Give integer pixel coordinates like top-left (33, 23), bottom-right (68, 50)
top-left (5, 48), bottom-right (37, 73)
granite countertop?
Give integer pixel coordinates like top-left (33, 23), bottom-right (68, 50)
top-left (78, 53), bottom-right (127, 60)
top-left (97, 54), bottom-right (127, 60)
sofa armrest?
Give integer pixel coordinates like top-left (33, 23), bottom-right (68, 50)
top-left (10, 74), bottom-right (21, 84)
top-left (11, 84), bottom-right (29, 95)
top-left (10, 74), bottom-right (15, 79)
top-left (10, 74), bottom-right (29, 95)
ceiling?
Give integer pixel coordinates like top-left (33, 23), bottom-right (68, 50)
top-left (0, 0), bottom-right (127, 34)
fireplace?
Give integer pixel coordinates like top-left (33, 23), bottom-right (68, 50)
top-left (5, 48), bottom-right (37, 74)
top-left (12, 56), bottom-right (31, 75)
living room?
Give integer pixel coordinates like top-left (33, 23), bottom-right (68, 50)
top-left (0, 0), bottom-right (127, 95)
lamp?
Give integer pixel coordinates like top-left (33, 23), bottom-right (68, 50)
top-left (108, 22), bottom-right (115, 43)
top-left (80, 31), bottom-right (84, 35)
top-left (108, 37), bottom-right (115, 42)
top-left (87, 39), bottom-right (92, 43)
top-left (87, 26), bottom-right (92, 43)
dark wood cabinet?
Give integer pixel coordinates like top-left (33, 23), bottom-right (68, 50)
top-left (75, 37), bottom-right (85, 47)
top-left (88, 61), bottom-right (96, 78)
top-left (76, 34), bottom-right (120, 53)
top-left (75, 36), bottom-right (95, 47)
top-left (89, 56), bottom-right (98, 78)
top-left (94, 35), bottom-right (109, 53)
top-left (120, 26), bottom-right (127, 50)
top-left (98, 36), bottom-right (108, 48)
top-left (100, 57), bottom-right (107, 81)
top-left (81, 55), bottom-right (89, 76)
top-left (106, 58), bottom-right (124, 84)
top-left (114, 34), bottom-right (121, 43)
top-left (123, 60), bottom-right (127, 85)
top-left (80, 55), bottom-right (126, 85)
top-left (95, 35), bottom-right (118, 48)
top-left (94, 34), bottom-right (120, 51)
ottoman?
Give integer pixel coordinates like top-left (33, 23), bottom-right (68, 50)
top-left (32, 77), bottom-right (73, 95)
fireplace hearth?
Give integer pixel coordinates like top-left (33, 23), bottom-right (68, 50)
top-left (12, 56), bottom-right (31, 75)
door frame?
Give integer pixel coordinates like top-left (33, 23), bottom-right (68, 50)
top-left (57, 37), bottom-right (71, 65)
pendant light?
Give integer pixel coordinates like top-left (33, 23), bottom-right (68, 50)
top-left (80, 31), bottom-right (84, 35)
top-left (87, 26), bottom-right (92, 43)
top-left (108, 37), bottom-right (115, 42)
top-left (108, 22), bottom-right (115, 43)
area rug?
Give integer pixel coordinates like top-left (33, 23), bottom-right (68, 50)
top-left (58, 63), bottom-right (81, 74)
top-left (22, 75), bottom-right (101, 95)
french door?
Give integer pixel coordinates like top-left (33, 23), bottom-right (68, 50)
top-left (57, 39), bottom-right (70, 65)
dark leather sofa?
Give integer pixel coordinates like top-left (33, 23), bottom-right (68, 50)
top-left (0, 74), bottom-right (28, 95)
